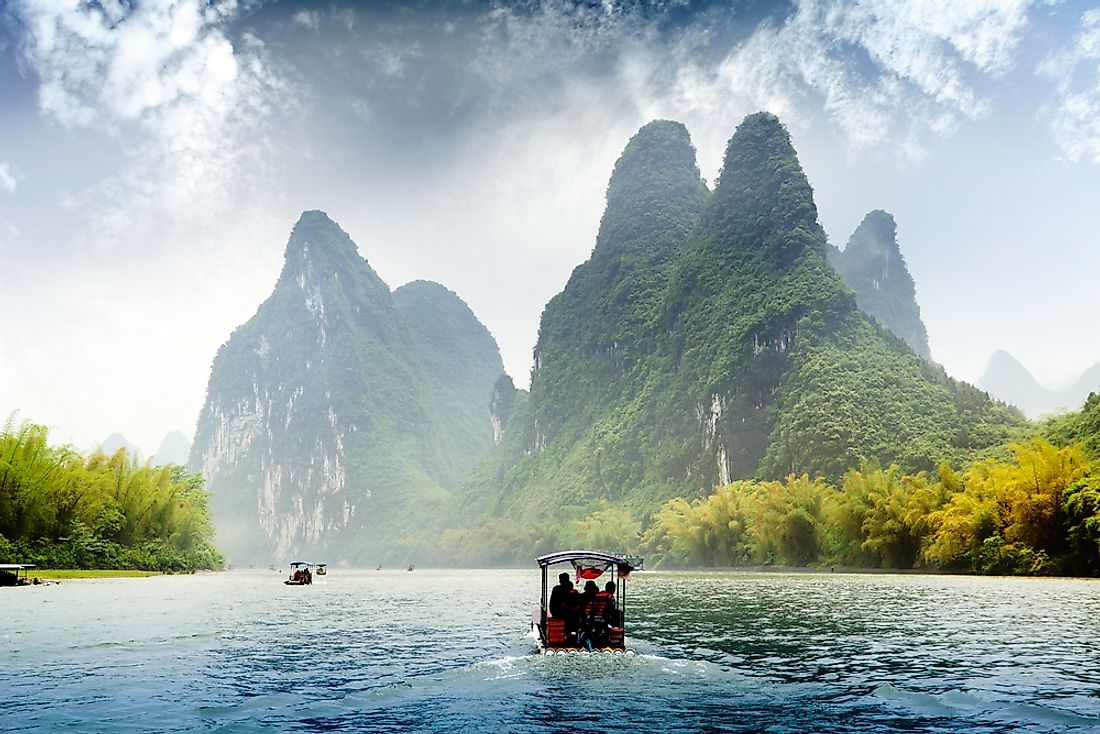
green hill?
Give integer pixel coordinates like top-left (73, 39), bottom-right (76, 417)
top-left (191, 211), bottom-right (503, 565)
top-left (828, 210), bottom-right (932, 360)
top-left (458, 113), bottom-right (1021, 531)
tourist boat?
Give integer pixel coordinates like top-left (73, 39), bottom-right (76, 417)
top-left (0, 563), bottom-right (37, 587)
top-left (284, 562), bottom-right (313, 585)
top-left (532, 550), bottom-right (638, 654)
top-left (315, 564), bottom-right (327, 576)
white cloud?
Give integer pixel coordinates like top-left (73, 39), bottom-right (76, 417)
top-left (293, 10), bottom-right (320, 31)
top-left (476, 0), bottom-right (1037, 163)
top-left (360, 42), bottom-right (423, 78)
top-left (663, 0), bottom-right (1035, 159)
top-left (12, 0), bottom-right (289, 247)
top-left (0, 161), bottom-right (20, 193)
top-left (1039, 9), bottom-right (1100, 164)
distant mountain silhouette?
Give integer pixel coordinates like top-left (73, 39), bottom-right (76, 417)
top-left (99, 432), bottom-right (144, 463)
top-left (978, 350), bottom-right (1100, 417)
top-left (151, 431), bottom-right (192, 466)
top-left (828, 210), bottom-right (931, 360)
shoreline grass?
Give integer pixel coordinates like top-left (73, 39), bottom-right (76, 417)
top-left (29, 569), bottom-right (164, 579)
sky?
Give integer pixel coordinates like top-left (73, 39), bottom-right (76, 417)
top-left (1, 0), bottom-right (1099, 457)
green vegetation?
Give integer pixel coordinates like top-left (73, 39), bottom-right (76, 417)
top-left (173, 116), bottom-right (1083, 575)
top-left (454, 112), bottom-right (1021, 545)
top-left (0, 417), bottom-right (222, 572)
top-left (641, 437), bottom-right (1100, 576)
top-left (191, 211), bottom-right (505, 565)
top-left (1044, 391), bottom-right (1100, 459)
top-left (394, 280), bottom-right (508, 487)
top-left (446, 430), bottom-right (1100, 575)
top-left (31, 569), bottom-right (162, 579)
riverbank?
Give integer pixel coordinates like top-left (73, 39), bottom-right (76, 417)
top-left (29, 569), bottom-right (164, 580)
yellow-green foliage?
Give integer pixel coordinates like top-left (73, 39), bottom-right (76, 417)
top-left (564, 502), bottom-right (641, 552)
top-left (643, 438), bottom-right (1099, 575)
top-left (32, 569), bottom-right (162, 579)
top-left (0, 416), bottom-right (222, 571)
top-left (922, 440), bottom-right (1088, 574)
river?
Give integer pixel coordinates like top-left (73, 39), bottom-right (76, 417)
top-left (2, 569), bottom-right (1099, 732)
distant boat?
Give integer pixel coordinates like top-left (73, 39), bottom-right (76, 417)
top-left (315, 564), bottom-right (327, 576)
top-left (284, 562), bottom-right (313, 586)
top-left (375, 564), bottom-right (382, 571)
top-left (0, 563), bottom-right (36, 587)
top-left (407, 564), bottom-right (414, 572)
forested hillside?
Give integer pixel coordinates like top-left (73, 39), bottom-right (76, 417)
top-left (641, 388), bottom-right (1100, 575)
top-left (450, 112), bottom-right (1021, 560)
top-left (190, 211), bottom-right (504, 565)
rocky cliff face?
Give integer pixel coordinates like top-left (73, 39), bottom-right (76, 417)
top-left (828, 210), bottom-right (932, 360)
top-left (191, 211), bottom-right (503, 564)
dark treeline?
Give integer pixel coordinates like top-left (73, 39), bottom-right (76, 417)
top-left (0, 417), bottom-right (222, 572)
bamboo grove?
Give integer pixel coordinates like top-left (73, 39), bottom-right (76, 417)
top-left (0, 416), bottom-right (222, 571)
top-left (440, 408), bottom-right (1100, 575)
top-left (639, 438), bottom-right (1100, 575)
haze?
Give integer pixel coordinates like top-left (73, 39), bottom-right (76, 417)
top-left (1, 0), bottom-right (1098, 455)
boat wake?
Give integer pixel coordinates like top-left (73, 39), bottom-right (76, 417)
top-left (873, 683), bottom-right (1100, 731)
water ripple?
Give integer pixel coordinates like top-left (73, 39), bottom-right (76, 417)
top-left (2, 569), bottom-right (1098, 732)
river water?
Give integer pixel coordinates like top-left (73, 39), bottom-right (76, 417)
top-left (2, 569), bottom-right (1099, 733)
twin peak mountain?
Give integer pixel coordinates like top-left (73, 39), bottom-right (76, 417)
top-left (191, 113), bottom-right (1018, 564)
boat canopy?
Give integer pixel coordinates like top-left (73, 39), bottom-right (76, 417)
top-left (0, 563), bottom-right (36, 570)
top-left (533, 551), bottom-right (638, 651)
top-left (536, 550), bottom-right (635, 578)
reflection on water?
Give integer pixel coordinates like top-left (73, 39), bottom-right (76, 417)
top-left (2, 569), bottom-right (1099, 732)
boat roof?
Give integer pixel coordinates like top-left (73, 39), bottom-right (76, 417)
top-left (289, 561), bottom-right (312, 567)
top-left (535, 550), bottom-right (635, 571)
top-left (0, 563), bottom-right (36, 570)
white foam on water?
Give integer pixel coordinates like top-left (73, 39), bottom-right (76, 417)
top-left (874, 683), bottom-right (1100, 730)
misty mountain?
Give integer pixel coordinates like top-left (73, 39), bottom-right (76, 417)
top-left (460, 113), bottom-right (1020, 523)
top-left (151, 431), bottom-right (192, 466)
top-left (827, 210), bottom-right (931, 359)
top-left (190, 211), bottom-right (504, 564)
top-left (99, 432), bottom-right (143, 463)
top-left (979, 350), bottom-right (1100, 417)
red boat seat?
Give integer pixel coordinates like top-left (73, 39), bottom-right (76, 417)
top-left (608, 627), bottom-right (624, 646)
top-left (546, 618), bottom-right (568, 645)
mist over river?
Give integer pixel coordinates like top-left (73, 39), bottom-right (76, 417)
top-left (3, 569), bottom-right (1099, 733)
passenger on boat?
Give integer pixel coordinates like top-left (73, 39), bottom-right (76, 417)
top-left (549, 572), bottom-right (571, 619)
top-left (550, 573), bottom-right (582, 640)
top-left (580, 580), bottom-right (612, 647)
top-left (601, 581), bottom-right (620, 627)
